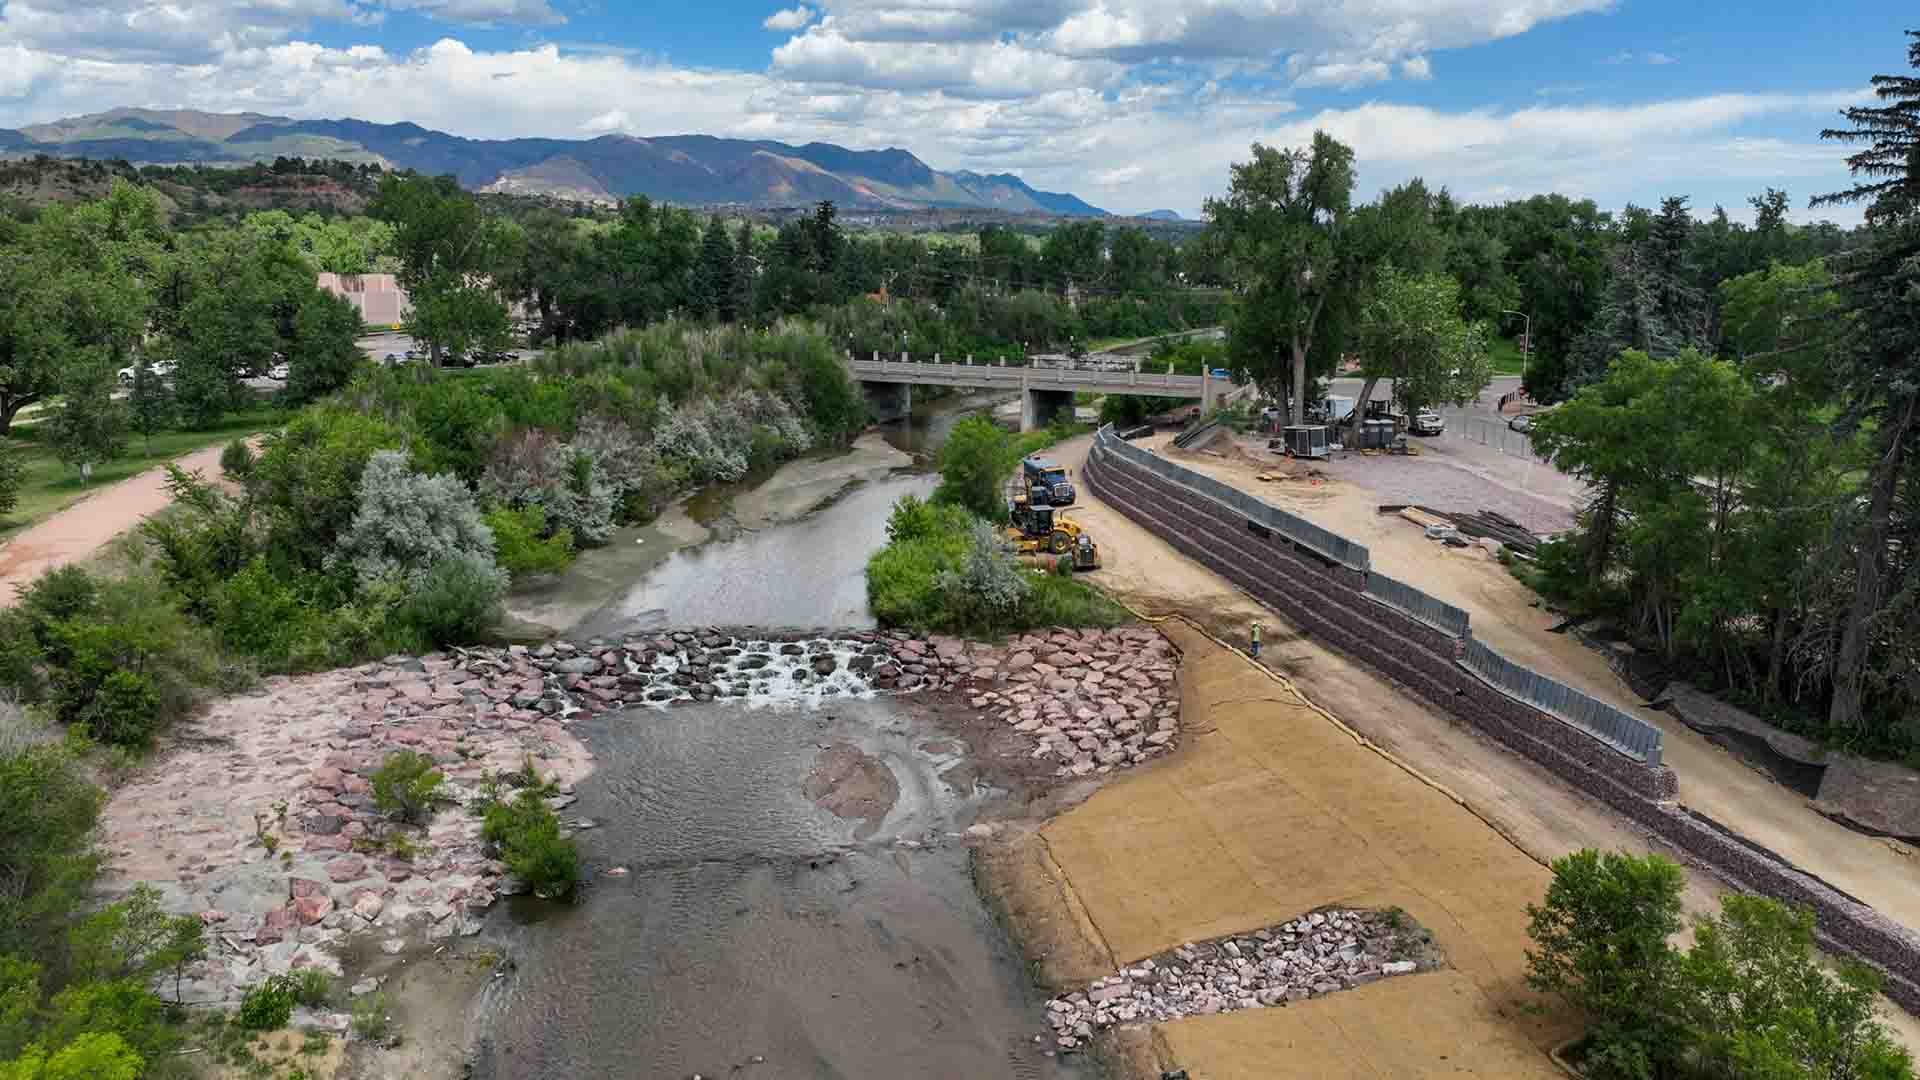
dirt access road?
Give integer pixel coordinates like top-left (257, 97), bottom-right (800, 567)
top-left (0, 440), bottom-right (232, 603)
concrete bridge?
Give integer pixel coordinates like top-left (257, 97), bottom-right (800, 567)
top-left (847, 353), bottom-right (1247, 430)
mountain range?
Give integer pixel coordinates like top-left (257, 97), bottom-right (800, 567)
top-left (1, 108), bottom-right (1109, 217)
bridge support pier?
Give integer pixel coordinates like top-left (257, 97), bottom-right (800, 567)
top-left (861, 380), bottom-right (912, 423)
top-left (1020, 387), bottom-right (1075, 432)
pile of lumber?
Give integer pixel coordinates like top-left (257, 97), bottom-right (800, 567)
top-left (1377, 505), bottom-right (1544, 555)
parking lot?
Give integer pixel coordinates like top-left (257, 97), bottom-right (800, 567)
top-left (357, 330), bottom-right (542, 367)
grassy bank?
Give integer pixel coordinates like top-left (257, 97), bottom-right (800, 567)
top-left (0, 409), bottom-right (282, 540)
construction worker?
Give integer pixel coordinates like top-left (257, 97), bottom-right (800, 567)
top-left (1250, 622), bottom-right (1263, 659)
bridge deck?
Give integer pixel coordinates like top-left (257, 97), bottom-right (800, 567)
top-left (847, 358), bottom-right (1225, 400)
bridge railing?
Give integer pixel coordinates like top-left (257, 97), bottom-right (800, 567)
top-left (848, 357), bottom-right (1213, 393)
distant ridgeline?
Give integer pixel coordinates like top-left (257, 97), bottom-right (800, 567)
top-left (0, 107), bottom-right (1112, 216)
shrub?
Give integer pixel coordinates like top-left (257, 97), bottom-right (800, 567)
top-left (210, 559), bottom-right (307, 662)
top-left (407, 379), bottom-right (508, 482)
top-left (402, 554), bottom-right (505, 647)
top-left (41, 571), bottom-right (220, 747)
top-left (0, 1031), bottom-right (143, 1080)
top-left (932, 518), bottom-right (1031, 624)
top-left (235, 977), bottom-right (295, 1031)
top-left (0, 746), bottom-right (104, 962)
top-left (483, 506), bottom-right (574, 577)
top-left (288, 970), bottom-right (330, 1008)
top-left (284, 577), bottom-right (419, 673)
top-left (0, 450), bottom-right (21, 519)
top-left (70, 672), bottom-right (160, 750)
top-left (218, 439), bottom-right (254, 482)
top-left (250, 407), bottom-right (410, 571)
top-left (883, 493), bottom-right (958, 545)
top-left (370, 750), bottom-right (443, 824)
top-left (481, 790), bottom-right (579, 900)
top-left (139, 467), bottom-right (260, 621)
top-left (349, 993), bottom-right (391, 1043)
top-left (479, 430), bottom-right (617, 545)
top-left (1525, 849), bottom-right (1688, 1078)
top-left (331, 450), bottom-right (498, 587)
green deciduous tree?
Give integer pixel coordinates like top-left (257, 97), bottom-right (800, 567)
top-left (1354, 267), bottom-right (1492, 421)
top-left (45, 360), bottom-right (127, 483)
top-left (0, 747), bottom-right (104, 963)
top-left (371, 173), bottom-right (513, 364)
top-left (124, 356), bottom-right (173, 457)
top-left (1525, 849), bottom-right (1688, 1079)
top-left (1205, 134), bottom-right (1359, 423)
top-left (934, 415), bottom-right (1014, 521)
top-left (1528, 849), bottom-right (1915, 1080)
top-left (282, 289), bottom-right (365, 405)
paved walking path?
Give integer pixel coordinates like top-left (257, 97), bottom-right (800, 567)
top-left (0, 442), bottom-right (231, 603)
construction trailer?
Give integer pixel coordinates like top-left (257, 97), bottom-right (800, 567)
top-left (1281, 425), bottom-right (1330, 459)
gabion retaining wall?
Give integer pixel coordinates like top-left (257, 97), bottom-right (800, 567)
top-left (1080, 438), bottom-right (1920, 1013)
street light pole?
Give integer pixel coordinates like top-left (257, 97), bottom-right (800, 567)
top-left (1501, 309), bottom-right (1532, 389)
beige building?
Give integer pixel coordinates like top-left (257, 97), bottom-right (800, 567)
top-left (317, 273), bottom-right (411, 328)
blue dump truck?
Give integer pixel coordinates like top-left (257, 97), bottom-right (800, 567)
top-left (1022, 456), bottom-right (1075, 507)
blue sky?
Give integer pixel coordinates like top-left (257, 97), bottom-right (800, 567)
top-left (0, 0), bottom-right (1907, 220)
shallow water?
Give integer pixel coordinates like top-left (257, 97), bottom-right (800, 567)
top-left (573, 471), bottom-right (935, 637)
top-left (477, 701), bottom-right (1082, 1079)
top-left (481, 403), bottom-right (1082, 1078)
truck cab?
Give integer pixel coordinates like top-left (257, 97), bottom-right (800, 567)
top-left (1022, 456), bottom-right (1075, 507)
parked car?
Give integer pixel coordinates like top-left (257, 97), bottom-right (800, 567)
top-left (1508, 414), bottom-right (1535, 433)
top-left (1410, 409), bottom-right (1445, 435)
top-left (266, 362), bottom-right (290, 381)
top-left (383, 352), bottom-right (404, 365)
top-left (117, 358), bottom-right (176, 384)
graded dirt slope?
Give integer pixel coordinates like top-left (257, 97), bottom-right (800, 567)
top-left (1039, 620), bottom-right (1569, 1078)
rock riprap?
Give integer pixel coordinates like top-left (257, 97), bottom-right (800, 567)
top-left (940, 626), bottom-right (1180, 778)
top-left (1045, 910), bottom-right (1429, 1050)
top-left (99, 647), bottom-right (598, 1006)
top-left (97, 624), bottom-right (1178, 1006)
top-left (542, 629), bottom-right (915, 708)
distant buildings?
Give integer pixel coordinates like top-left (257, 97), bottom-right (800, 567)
top-left (317, 273), bottom-right (409, 328)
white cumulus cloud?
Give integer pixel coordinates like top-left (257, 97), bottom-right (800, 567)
top-left (762, 5), bottom-right (816, 31)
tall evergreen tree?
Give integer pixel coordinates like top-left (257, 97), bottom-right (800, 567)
top-left (1563, 195), bottom-right (1711, 394)
top-left (1807, 30), bottom-right (1920, 735)
top-left (697, 216), bottom-right (738, 323)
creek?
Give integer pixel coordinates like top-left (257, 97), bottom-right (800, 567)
top-left (471, 394), bottom-right (1083, 1078)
